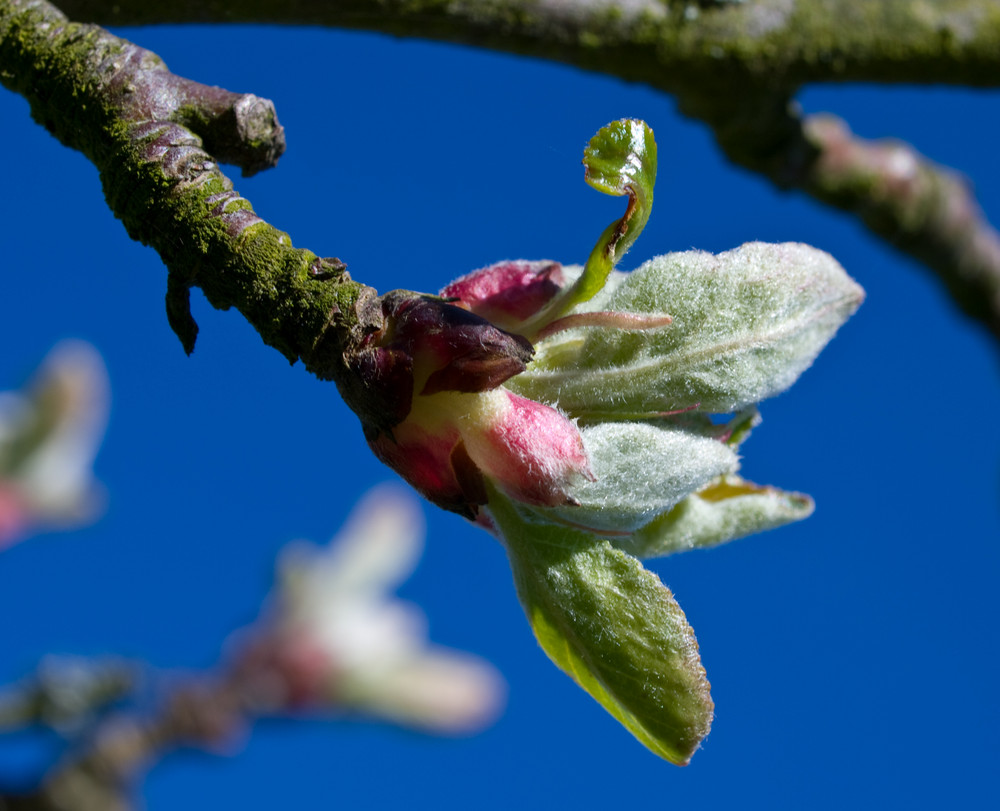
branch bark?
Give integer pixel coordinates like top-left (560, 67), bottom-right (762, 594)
top-left (45, 0), bottom-right (1000, 342)
top-left (46, 0), bottom-right (1000, 87)
top-left (0, 0), bottom-right (380, 388)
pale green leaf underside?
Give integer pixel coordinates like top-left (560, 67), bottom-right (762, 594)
top-left (513, 242), bottom-right (864, 417)
top-left (619, 474), bottom-right (815, 559)
top-left (490, 492), bottom-right (713, 764)
top-left (547, 420), bottom-right (739, 532)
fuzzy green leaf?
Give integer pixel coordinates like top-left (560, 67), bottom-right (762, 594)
top-left (514, 242), bottom-right (864, 416)
top-left (620, 475), bottom-right (815, 559)
top-left (490, 492), bottom-right (713, 764)
top-left (547, 420), bottom-right (739, 533)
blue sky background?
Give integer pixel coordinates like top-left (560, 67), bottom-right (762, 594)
top-left (2, 22), bottom-right (999, 810)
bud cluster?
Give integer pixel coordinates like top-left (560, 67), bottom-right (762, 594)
top-left (335, 119), bottom-right (864, 764)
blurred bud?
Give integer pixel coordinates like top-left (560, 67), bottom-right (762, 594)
top-left (228, 486), bottom-right (505, 734)
top-left (0, 341), bottom-right (109, 549)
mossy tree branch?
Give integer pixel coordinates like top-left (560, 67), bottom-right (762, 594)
top-left (46, 0), bottom-right (1000, 343)
top-left (0, 0), bottom-right (380, 386)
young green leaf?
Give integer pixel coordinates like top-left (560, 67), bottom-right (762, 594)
top-left (514, 242), bottom-right (864, 416)
top-left (577, 118), bottom-right (657, 295)
top-left (523, 120), bottom-right (657, 333)
top-left (546, 420), bottom-right (739, 533)
top-left (620, 475), bottom-right (815, 559)
top-left (490, 491), bottom-right (713, 765)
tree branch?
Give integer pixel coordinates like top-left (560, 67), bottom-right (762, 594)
top-left (48, 0), bottom-right (1000, 87)
top-left (801, 113), bottom-right (1000, 334)
top-left (0, 673), bottom-right (251, 811)
top-left (0, 0), bottom-right (378, 384)
top-left (48, 0), bottom-right (1000, 342)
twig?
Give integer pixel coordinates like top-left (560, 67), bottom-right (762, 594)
top-left (0, 0), bottom-right (376, 376)
top-left (0, 675), bottom-right (250, 811)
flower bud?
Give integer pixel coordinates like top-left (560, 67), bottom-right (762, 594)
top-left (457, 389), bottom-right (593, 508)
top-left (342, 288), bottom-right (594, 519)
top-left (441, 260), bottom-right (566, 330)
top-left (342, 291), bottom-right (533, 434)
top-left (227, 487), bottom-right (505, 734)
top-left (366, 387), bottom-right (592, 519)
top-left (0, 341), bottom-right (108, 548)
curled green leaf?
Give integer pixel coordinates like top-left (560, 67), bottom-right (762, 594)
top-left (579, 118), bottom-right (657, 283)
top-left (489, 490), bottom-right (713, 765)
top-left (524, 120), bottom-right (657, 333)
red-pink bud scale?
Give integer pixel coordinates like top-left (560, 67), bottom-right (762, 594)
top-left (441, 260), bottom-right (565, 330)
top-left (346, 275), bottom-right (593, 520)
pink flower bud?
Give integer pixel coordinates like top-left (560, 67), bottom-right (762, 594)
top-left (342, 292), bottom-right (533, 434)
top-left (460, 390), bottom-right (593, 508)
top-left (343, 289), bottom-right (593, 520)
top-left (441, 260), bottom-right (565, 330)
top-left (0, 485), bottom-right (28, 550)
top-left (367, 388), bottom-right (592, 519)
top-left (384, 292), bottom-right (534, 395)
top-left (366, 416), bottom-right (474, 518)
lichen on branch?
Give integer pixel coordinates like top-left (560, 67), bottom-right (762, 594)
top-left (0, 0), bottom-right (370, 376)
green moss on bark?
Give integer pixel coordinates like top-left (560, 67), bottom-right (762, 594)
top-left (0, 0), bottom-right (370, 381)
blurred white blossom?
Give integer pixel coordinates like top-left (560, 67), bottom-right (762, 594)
top-left (0, 341), bottom-right (109, 548)
top-left (230, 486), bottom-right (505, 734)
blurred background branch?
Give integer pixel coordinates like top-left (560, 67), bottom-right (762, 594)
top-left (0, 487), bottom-right (503, 811)
top-left (44, 0), bottom-right (1000, 342)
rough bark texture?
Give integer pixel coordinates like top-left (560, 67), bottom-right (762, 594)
top-left (44, 0), bottom-right (1000, 342)
top-left (0, 0), bottom-right (382, 385)
top-left (46, 0), bottom-right (1000, 88)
